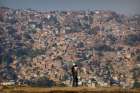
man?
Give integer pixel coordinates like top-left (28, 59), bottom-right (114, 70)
top-left (71, 63), bottom-right (78, 87)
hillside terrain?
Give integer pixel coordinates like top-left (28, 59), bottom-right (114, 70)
top-left (0, 7), bottom-right (140, 88)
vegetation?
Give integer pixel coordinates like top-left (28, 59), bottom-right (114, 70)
top-left (1, 86), bottom-right (140, 93)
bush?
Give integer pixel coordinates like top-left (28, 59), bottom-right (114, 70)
top-left (30, 77), bottom-right (55, 87)
top-left (125, 34), bottom-right (140, 46)
top-left (94, 44), bottom-right (114, 52)
top-left (133, 81), bottom-right (140, 88)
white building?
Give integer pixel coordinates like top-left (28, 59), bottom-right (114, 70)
top-left (1, 80), bottom-right (15, 86)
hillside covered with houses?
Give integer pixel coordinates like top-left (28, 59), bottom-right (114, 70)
top-left (0, 7), bottom-right (140, 88)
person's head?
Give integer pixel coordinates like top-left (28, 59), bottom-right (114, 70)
top-left (73, 63), bottom-right (76, 66)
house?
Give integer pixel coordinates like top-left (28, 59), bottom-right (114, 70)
top-left (1, 80), bottom-right (15, 86)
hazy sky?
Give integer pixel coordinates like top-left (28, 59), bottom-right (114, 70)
top-left (0, 0), bottom-right (140, 15)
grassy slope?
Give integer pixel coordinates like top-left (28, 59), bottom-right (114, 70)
top-left (1, 86), bottom-right (140, 93)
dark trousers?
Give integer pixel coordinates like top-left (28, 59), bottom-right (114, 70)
top-left (72, 76), bottom-right (78, 87)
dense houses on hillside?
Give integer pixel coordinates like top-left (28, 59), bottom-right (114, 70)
top-left (0, 7), bottom-right (140, 88)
